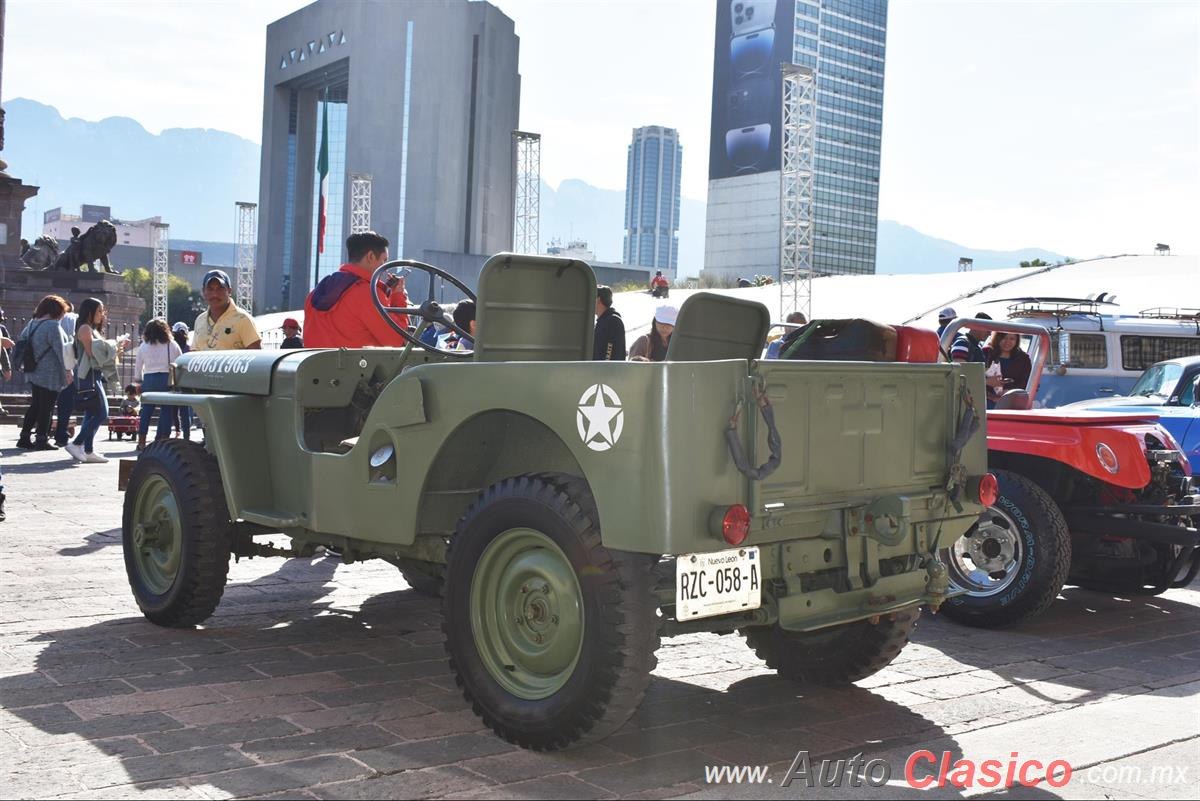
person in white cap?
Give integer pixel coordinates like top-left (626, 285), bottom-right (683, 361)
top-left (936, 307), bottom-right (958, 337)
top-left (630, 305), bottom-right (677, 362)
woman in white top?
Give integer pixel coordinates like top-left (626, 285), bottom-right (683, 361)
top-left (134, 318), bottom-right (182, 450)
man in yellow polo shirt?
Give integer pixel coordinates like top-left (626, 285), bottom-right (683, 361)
top-left (193, 270), bottom-right (262, 351)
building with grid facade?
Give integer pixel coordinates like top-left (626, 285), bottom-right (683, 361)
top-left (704, 0), bottom-right (887, 281)
top-left (256, 0), bottom-right (520, 312)
top-left (623, 126), bottom-right (682, 277)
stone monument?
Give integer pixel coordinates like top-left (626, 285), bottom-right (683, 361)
top-left (0, 0), bottom-right (144, 330)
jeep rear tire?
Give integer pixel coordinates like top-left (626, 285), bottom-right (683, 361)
top-left (740, 606), bottom-right (920, 684)
top-left (443, 474), bottom-right (658, 750)
top-left (122, 440), bottom-right (233, 627)
top-left (941, 469), bottom-right (1071, 628)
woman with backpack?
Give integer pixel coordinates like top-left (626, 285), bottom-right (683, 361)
top-left (15, 295), bottom-right (72, 451)
top-left (64, 298), bottom-right (126, 464)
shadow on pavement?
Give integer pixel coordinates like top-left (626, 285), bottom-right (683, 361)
top-left (0, 561), bottom-right (968, 799)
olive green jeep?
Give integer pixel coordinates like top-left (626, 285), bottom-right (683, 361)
top-left (125, 254), bottom-right (991, 749)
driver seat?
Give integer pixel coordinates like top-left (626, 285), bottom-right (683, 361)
top-left (994, 389), bottom-right (1033, 411)
top-left (472, 253), bottom-right (597, 363)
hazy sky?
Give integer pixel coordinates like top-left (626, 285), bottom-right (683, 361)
top-left (4, 0), bottom-right (1197, 257)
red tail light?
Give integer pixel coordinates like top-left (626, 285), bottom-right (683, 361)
top-left (722, 505), bottom-right (751, 546)
top-left (977, 473), bottom-right (999, 507)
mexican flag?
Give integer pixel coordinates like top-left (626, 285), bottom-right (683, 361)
top-left (316, 96), bottom-right (329, 254)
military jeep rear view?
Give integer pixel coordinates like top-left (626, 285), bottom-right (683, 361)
top-left (124, 254), bottom-right (992, 750)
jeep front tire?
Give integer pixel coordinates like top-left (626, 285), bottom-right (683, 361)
top-left (122, 440), bottom-right (233, 627)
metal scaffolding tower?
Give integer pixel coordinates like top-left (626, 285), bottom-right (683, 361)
top-left (235, 202), bottom-right (257, 312)
top-left (151, 222), bottom-right (169, 321)
top-left (779, 64), bottom-right (816, 321)
top-left (349, 173), bottom-right (372, 234)
top-left (512, 131), bottom-right (541, 254)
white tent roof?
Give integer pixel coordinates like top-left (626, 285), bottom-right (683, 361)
top-left (256, 254), bottom-right (1197, 344)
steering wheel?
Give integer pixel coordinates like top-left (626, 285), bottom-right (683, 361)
top-left (370, 259), bottom-right (478, 358)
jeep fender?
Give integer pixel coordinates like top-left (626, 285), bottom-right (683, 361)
top-left (987, 415), bottom-right (1157, 489)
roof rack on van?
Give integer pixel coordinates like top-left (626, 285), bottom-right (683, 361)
top-left (1002, 297), bottom-right (1116, 330)
top-left (1138, 308), bottom-right (1200, 334)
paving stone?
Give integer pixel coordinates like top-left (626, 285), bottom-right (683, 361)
top-left (239, 724), bottom-right (398, 763)
top-left (78, 745), bottom-right (256, 790)
top-left (378, 708), bottom-right (486, 740)
top-left (457, 743), bottom-right (626, 784)
top-left (124, 665), bottom-right (269, 692)
top-left (355, 733), bottom-right (516, 773)
top-left (602, 720), bottom-right (733, 758)
top-left (453, 773), bottom-right (612, 800)
top-left (304, 680), bottom-right (429, 708)
top-left (142, 717), bottom-right (304, 753)
top-left (313, 765), bottom-right (494, 799)
top-left (168, 695), bottom-right (326, 727)
top-left (284, 697), bottom-right (435, 730)
top-left (575, 749), bottom-right (718, 796)
top-left (0, 678), bottom-right (140, 709)
top-left (187, 755), bottom-right (374, 798)
top-left (68, 686), bottom-right (228, 719)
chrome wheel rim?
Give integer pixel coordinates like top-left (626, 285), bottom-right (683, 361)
top-left (946, 506), bottom-right (1024, 597)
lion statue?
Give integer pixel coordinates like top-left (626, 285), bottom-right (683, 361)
top-left (50, 221), bottom-right (120, 274)
top-left (20, 235), bottom-right (60, 270)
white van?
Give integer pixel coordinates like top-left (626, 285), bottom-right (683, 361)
top-left (1000, 302), bottom-right (1200, 407)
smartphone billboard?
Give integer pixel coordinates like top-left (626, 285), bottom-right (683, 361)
top-left (709, 0), bottom-right (795, 180)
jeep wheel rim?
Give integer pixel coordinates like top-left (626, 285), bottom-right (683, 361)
top-left (470, 528), bottom-right (584, 700)
top-left (131, 474), bottom-right (183, 596)
top-left (946, 507), bottom-right (1023, 597)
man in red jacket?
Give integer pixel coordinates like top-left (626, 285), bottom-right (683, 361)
top-left (303, 231), bottom-right (409, 347)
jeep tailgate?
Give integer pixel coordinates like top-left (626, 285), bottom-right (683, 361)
top-left (747, 360), bottom-right (987, 515)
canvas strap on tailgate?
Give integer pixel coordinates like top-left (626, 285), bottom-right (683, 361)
top-left (726, 378), bottom-right (782, 481)
top-left (945, 377), bottom-right (981, 512)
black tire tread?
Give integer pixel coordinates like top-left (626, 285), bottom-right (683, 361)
top-left (443, 473), bottom-right (659, 750)
top-left (123, 440), bottom-right (232, 627)
top-left (942, 469), bottom-right (1072, 628)
top-left (741, 606), bottom-right (920, 684)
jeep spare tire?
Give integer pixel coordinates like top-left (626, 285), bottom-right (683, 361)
top-left (442, 474), bottom-right (658, 750)
top-left (941, 469), bottom-right (1071, 628)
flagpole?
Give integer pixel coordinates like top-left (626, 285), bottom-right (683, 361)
top-left (314, 86), bottom-right (328, 290)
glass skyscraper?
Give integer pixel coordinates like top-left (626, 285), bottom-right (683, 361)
top-left (624, 126), bottom-right (682, 274)
top-left (795, 0), bottom-right (885, 275)
top-left (704, 0), bottom-right (887, 280)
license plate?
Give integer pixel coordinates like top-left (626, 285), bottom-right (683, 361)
top-left (675, 547), bottom-right (762, 620)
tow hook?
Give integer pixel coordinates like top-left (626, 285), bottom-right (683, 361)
top-left (924, 557), bottom-right (950, 612)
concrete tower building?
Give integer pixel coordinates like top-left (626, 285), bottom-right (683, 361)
top-left (256, 0), bottom-right (521, 312)
top-left (704, 0), bottom-right (887, 280)
top-left (623, 126), bottom-right (682, 276)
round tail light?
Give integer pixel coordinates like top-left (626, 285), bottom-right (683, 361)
top-left (722, 505), bottom-right (751, 546)
top-left (977, 473), bottom-right (999, 507)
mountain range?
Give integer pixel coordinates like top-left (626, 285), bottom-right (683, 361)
top-left (3, 98), bottom-right (1064, 275)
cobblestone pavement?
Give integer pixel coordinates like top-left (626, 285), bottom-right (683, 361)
top-left (2, 443), bottom-right (1199, 800)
